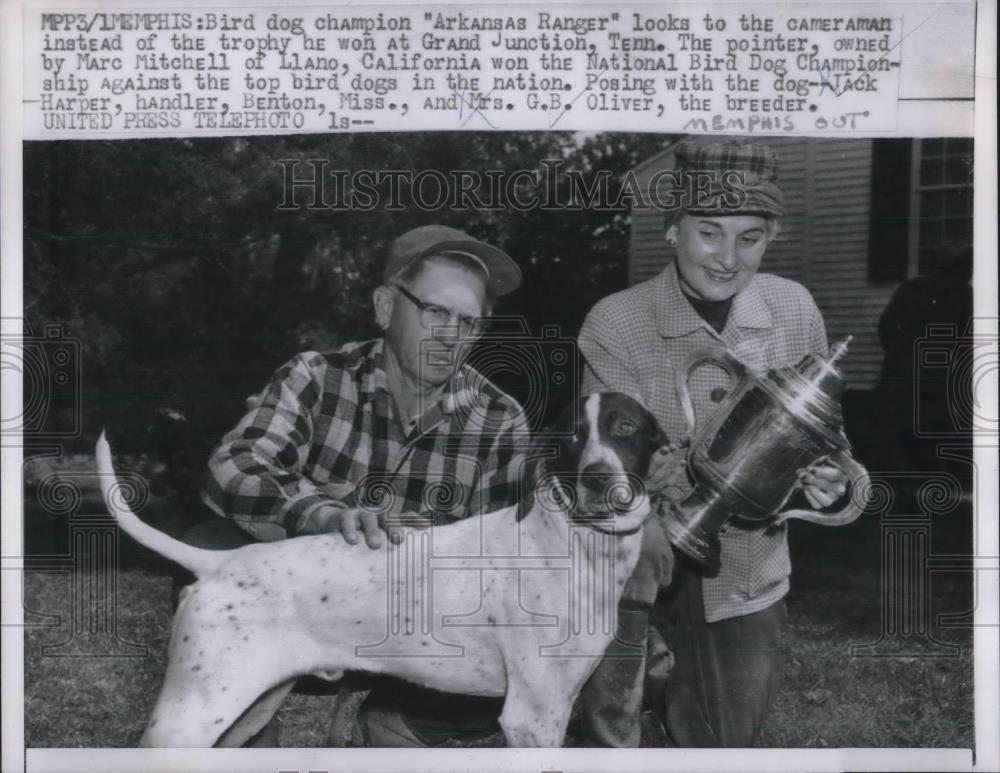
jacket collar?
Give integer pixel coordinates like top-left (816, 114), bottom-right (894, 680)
top-left (655, 261), bottom-right (773, 338)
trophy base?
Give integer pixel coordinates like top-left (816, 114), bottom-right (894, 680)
top-left (664, 517), bottom-right (722, 575)
top-left (662, 487), bottom-right (732, 575)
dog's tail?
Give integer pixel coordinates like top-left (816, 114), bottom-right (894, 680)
top-left (96, 431), bottom-right (219, 576)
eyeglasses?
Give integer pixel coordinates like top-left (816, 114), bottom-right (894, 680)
top-left (393, 284), bottom-right (487, 339)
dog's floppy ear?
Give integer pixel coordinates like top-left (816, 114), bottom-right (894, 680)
top-left (517, 397), bottom-right (581, 521)
top-left (516, 403), bottom-right (577, 521)
top-left (647, 408), bottom-right (669, 450)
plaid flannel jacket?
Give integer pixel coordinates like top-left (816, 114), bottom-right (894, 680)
top-left (580, 261), bottom-right (830, 622)
top-left (203, 338), bottom-right (530, 542)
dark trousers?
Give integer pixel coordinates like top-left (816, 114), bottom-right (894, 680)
top-left (651, 562), bottom-right (786, 747)
top-left (357, 681), bottom-right (503, 747)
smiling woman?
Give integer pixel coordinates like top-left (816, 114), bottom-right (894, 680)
top-left (669, 214), bottom-right (772, 303)
top-left (577, 138), bottom-right (868, 749)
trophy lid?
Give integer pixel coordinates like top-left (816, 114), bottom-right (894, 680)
top-left (768, 336), bottom-right (852, 434)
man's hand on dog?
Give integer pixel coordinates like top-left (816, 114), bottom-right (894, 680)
top-left (797, 462), bottom-right (849, 508)
top-left (318, 507), bottom-right (433, 548)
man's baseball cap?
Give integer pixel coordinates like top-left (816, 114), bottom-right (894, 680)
top-left (673, 139), bottom-right (786, 218)
top-left (383, 225), bottom-right (522, 296)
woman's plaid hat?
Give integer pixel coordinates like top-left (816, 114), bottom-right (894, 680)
top-left (672, 139), bottom-right (786, 218)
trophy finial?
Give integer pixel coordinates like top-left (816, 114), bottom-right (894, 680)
top-left (828, 335), bottom-right (853, 365)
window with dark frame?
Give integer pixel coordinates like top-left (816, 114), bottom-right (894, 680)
top-left (867, 138), bottom-right (974, 282)
top-left (915, 138), bottom-right (975, 275)
top-left (868, 138), bottom-right (913, 283)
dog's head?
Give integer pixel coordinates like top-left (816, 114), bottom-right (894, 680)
top-left (521, 392), bottom-right (668, 534)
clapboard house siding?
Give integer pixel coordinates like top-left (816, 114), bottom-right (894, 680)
top-left (810, 140), bottom-right (891, 389)
top-left (628, 137), bottom-right (897, 390)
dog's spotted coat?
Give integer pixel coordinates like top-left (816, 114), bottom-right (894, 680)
top-left (97, 392), bottom-right (667, 747)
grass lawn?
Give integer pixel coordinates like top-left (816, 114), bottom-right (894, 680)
top-left (22, 506), bottom-right (974, 749)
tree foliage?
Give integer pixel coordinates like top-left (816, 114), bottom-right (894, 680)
top-left (23, 132), bottom-right (675, 462)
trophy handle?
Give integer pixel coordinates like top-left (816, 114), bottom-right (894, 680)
top-left (676, 346), bottom-right (747, 434)
top-left (774, 449), bottom-right (871, 527)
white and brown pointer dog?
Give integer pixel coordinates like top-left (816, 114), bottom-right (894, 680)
top-left (97, 392), bottom-right (667, 747)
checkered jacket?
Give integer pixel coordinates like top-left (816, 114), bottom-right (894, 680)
top-left (203, 339), bottom-right (530, 541)
top-left (580, 261), bottom-right (832, 622)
